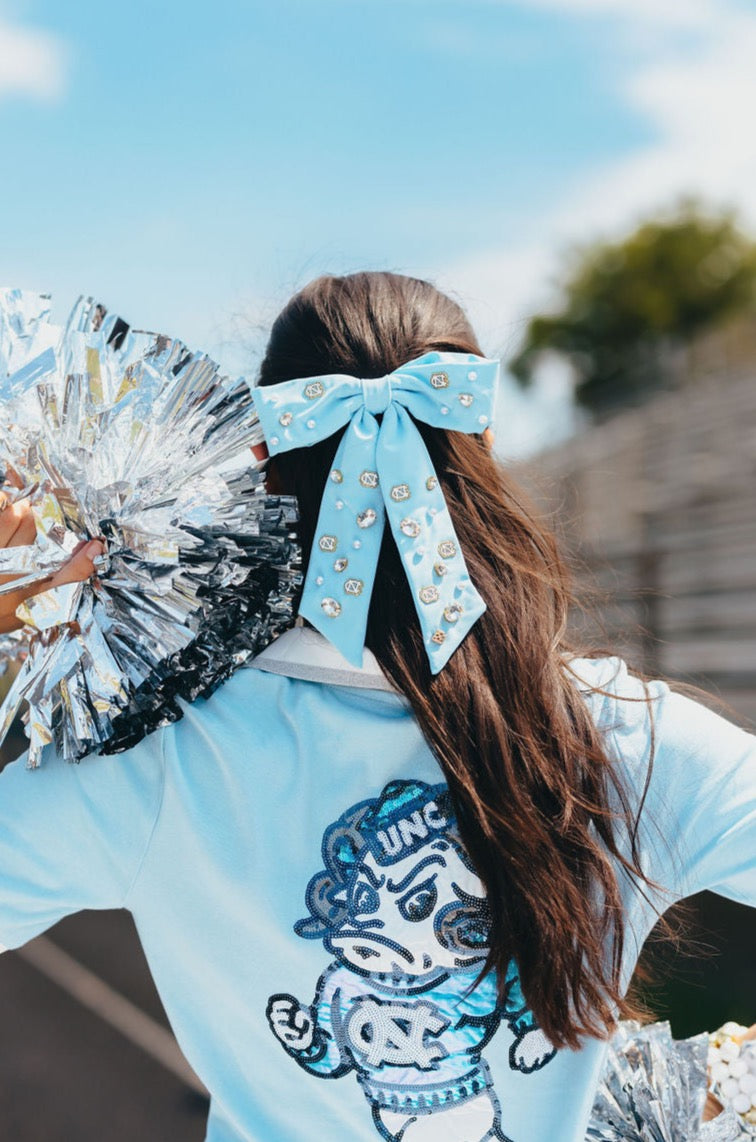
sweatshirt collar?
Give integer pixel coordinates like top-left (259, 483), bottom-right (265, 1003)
top-left (251, 625), bottom-right (606, 699)
top-left (249, 623), bottom-right (396, 691)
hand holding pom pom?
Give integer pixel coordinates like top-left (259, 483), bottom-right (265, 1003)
top-left (0, 493), bottom-right (104, 635)
top-left (0, 288), bottom-right (300, 767)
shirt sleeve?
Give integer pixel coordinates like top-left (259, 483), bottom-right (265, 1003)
top-left (0, 730), bottom-right (166, 951)
top-left (573, 656), bottom-right (756, 909)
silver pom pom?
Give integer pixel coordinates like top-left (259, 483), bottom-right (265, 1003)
top-left (0, 289), bottom-right (300, 767)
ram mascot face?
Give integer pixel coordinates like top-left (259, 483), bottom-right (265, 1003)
top-left (295, 781), bottom-right (491, 981)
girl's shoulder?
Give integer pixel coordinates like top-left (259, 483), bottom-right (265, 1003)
top-left (563, 652), bottom-right (665, 696)
top-left (563, 653), bottom-right (671, 768)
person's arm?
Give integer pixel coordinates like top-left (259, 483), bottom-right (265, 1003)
top-left (0, 487), bottom-right (165, 944)
top-left (589, 657), bottom-right (756, 907)
top-left (0, 731), bottom-right (166, 952)
top-left (662, 693), bottom-right (756, 907)
top-left (0, 492), bottom-right (103, 635)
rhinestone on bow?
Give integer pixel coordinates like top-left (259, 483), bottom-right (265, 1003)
top-left (443, 603), bottom-right (463, 623)
top-left (304, 380), bottom-right (324, 400)
top-left (318, 535), bottom-right (338, 552)
top-left (357, 509), bottom-right (377, 529)
top-left (321, 597), bottom-right (341, 618)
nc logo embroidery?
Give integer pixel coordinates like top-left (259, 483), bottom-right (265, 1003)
top-left (346, 998), bottom-right (449, 1069)
top-left (266, 780), bottom-right (557, 1142)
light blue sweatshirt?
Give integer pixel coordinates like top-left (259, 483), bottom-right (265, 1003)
top-left (0, 626), bottom-right (754, 1142)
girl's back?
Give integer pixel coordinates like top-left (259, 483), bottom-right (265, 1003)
top-left (0, 270), bottom-right (754, 1141)
top-left (1, 625), bottom-right (752, 1142)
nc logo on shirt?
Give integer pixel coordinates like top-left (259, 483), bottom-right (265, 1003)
top-left (346, 997), bottom-right (448, 1069)
top-left (266, 780), bottom-right (556, 1142)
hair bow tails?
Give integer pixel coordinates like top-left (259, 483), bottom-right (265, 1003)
top-left (298, 408), bottom-right (385, 665)
top-left (376, 403), bottom-right (486, 672)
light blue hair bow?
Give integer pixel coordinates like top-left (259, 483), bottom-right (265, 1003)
top-left (253, 351), bottom-right (499, 672)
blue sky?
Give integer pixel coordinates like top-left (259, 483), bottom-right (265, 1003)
top-left (1, 0), bottom-right (755, 454)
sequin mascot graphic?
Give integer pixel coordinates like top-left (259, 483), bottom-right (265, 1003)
top-left (266, 781), bottom-right (556, 1141)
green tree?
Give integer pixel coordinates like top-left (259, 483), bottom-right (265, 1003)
top-left (509, 202), bottom-right (756, 417)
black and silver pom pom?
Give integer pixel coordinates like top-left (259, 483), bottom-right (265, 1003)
top-left (0, 288), bottom-right (300, 766)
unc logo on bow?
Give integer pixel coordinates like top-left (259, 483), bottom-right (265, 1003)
top-left (253, 352), bottom-right (500, 672)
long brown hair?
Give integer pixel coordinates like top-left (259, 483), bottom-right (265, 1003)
top-left (258, 271), bottom-right (657, 1049)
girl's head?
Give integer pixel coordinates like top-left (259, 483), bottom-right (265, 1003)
top-left (260, 271), bottom-right (481, 382)
top-left (257, 271), bottom-right (651, 1049)
top-left (259, 272), bottom-right (494, 581)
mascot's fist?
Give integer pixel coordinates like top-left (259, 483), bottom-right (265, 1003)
top-left (511, 1027), bottom-right (556, 1074)
top-left (266, 994), bottom-right (315, 1051)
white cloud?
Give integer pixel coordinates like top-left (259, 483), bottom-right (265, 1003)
top-left (439, 0), bottom-right (756, 456)
top-left (0, 17), bottom-right (68, 102)
top-left (557, 12), bottom-right (756, 234)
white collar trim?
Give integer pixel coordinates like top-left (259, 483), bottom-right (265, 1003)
top-left (249, 625), bottom-right (396, 691)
